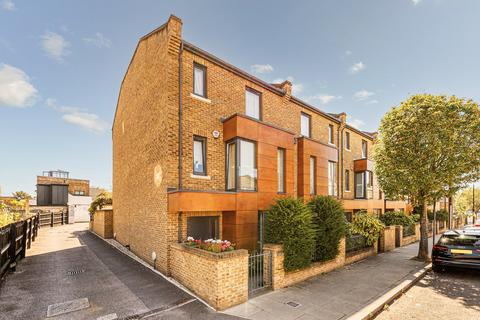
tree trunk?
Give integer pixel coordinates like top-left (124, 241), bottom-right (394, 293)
top-left (418, 199), bottom-right (430, 260)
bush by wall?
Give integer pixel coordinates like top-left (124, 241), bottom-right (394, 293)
top-left (89, 191), bottom-right (112, 216)
top-left (380, 211), bottom-right (415, 228)
top-left (428, 209), bottom-right (449, 222)
top-left (265, 197), bottom-right (316, 272)
top-left (308, 196), bottom-right (346, 262)
top-left (349, 211), bottom-right (384, 246)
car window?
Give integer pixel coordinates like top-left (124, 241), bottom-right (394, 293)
top-left (439, 234), bottom-right (480, 246)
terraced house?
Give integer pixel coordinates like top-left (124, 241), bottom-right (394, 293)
top-left (112, 15), bottom-right (410, 274)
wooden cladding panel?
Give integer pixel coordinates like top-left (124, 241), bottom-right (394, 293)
top-left (354, 158), bottom-right (374, 172)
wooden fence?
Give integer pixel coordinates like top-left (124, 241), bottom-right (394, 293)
top-left (37, 210), bottom-right (68, 227)
top-left (0, 214), bottom-right (39, 280)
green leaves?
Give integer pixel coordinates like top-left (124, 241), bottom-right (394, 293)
top-left (349, 211), bottom-right (384, 246)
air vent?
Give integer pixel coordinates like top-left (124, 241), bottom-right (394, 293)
top-left (67, 269), bottom-right (85, 276)
top-left (286, 301), bottom-right (301, 308)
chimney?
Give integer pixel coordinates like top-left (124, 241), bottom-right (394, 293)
top-left (279, 80), bottom-right (292, 98)
top-left (338, 112), bottom-right (347, 125)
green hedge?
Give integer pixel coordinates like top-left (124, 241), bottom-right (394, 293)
top-left (428, 209), bottom-right (449, 222)
top-left (380, 211), bottom-right (415, 228)
top-left (264, 197), bottom-right (316, 272)
top-left (349, 211), bottom-right (384, 246)
top-left (308, 196), bottom-right (346, 262)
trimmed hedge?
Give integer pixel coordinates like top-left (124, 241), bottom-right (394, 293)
top-left (380, 211), bottom-right (415, 228)
top-left (349, 211), bottom-right (384, 246)
top-left (428, 209), bottom-right (449, 222)
top-left (264, 197), bottom-right (316, 272)
top-left (308, 196), bottom-right (346, 262)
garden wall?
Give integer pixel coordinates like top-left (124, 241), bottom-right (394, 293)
top-left (91, 207), bottom-right (113, 239)
top-left (379, 226), bottom-right (396, 252)
top-left (169, 244), bottom-right (248, 310)
top-left (345, 241), bottom-right (378, 265)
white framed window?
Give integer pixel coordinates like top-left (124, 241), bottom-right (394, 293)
top-left (328, 161), bottom-right (337, 196)
top-left (277, 148), bottom-right (285, 193)
top-left (193, 63), bottom-right (206, 97)
top-left (328, 124), bottom-right (334, 144)
top-left (355, 172), bottom-right (365, 198)
top-left (301, 113), bottom-right (311, 138)
top-left (245, 88), bottom-right (261, 120)
top-left (226, 138), bottom-right (257, 191)
top-left (345, 131), bottom-right (351, 150)
top-left (309, 156), bottom-right (316, 195)
top-left (193, 136), bottom-right (206, 175)
top-left (362, 140), bottom-right (368, 158)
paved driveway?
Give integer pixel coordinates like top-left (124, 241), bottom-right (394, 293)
top-left (0, 223), bottom-right (240, 320)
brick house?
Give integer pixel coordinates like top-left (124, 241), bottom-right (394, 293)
top-left (112, 15), bottom-right (413, 274)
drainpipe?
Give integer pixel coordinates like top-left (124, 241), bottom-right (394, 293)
top-left (338, 125), bottom-right (343, 198)
top-left (178, 42), bottom-right (184, 190)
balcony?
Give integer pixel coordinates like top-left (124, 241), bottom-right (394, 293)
top-left (354, 158), bottom-right (374, 172)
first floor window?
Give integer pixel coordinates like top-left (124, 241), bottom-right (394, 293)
top-left (301, 112), bottom-right (311, 137)
top-left (355, 172), bottom-right (365, 198)
top-left (193, 136), bottom-right (206, 175)
top-left (309, 156), bottom-right (316, 195)
top-left (226, 138), bottom-right (257, 191)
top-left (366, 171), bottom-right (373, 188)
top-left (328, 161), bottom-right (337, 196)
top-left (345, 170), bottom-right (350, 192)
top-left (245, 88), bottom-right (261, 120)
top-left (277, 148), bottom-right (285, 193)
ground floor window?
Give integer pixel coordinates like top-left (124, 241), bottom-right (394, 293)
top-left (187, 216), bottom-right (219, 240)
top-left (345, 212), bottom-right (353, 223)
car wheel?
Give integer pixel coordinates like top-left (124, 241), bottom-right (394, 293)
top-left (432, 264), bottom-right (443, 272)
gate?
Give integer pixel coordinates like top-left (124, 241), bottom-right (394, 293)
top-left (248, 251), bottom-right (272, 296)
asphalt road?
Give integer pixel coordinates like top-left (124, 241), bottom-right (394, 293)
top-left (0, 223), bottom-right (240, 320)
top-left (376, 268), bottom-right (480, 320)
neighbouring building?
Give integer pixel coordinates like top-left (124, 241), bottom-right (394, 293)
top-left (33, 170), bottom-right (92, 222)
top-left (112, 15), bottom-right (415, 274)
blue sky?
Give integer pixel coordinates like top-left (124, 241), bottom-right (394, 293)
top-left (1, 0), bottom-right (479, 195)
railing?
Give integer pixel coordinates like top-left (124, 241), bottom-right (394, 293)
top-left (37, 210), bottom-right (68, 227)
top-left (346, 234), bottom-right (370, 253)
top-left (0, 213), bottom-right (39, 280)
top-left (402, 224), bottom-right (416, 237)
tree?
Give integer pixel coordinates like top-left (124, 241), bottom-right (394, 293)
top-left (374, 94), bottom-right (480, 260)
top-left (89, 191), bottom-right (112, 216)
top-left (12, 191), bottom-right (31, 201)
top-left (454, 187), bottom-right (480, 216)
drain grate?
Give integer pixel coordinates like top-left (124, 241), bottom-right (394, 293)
top-left (67, 269), bottom-right (86, 276)
top-left (286, 301), bottom-right (301, 308)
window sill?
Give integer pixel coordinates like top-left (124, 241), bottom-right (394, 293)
top-left (190, 174), bottom-right (211, 180)
top-left (345, 190), bottom-right (351, 193)
top-left (190, 93), bottom-right (211, 104)
top-left (345, 148), bottom-right (351, 152)
top-left (328, 142), bottom-right (336, 147)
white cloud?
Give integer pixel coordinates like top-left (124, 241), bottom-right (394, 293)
top-left (41, 31), bottom-right (70, 62)
top-left (1, 0), bottom-right (15, 11)
top-left (411, 0), bottom-right (421, 5)
top-left (353, 90), bottom-right (375, 101)
top-left (62, 112), bottom-right (109, 134)
top-left (348, 118), bottom-right (365, 129)
top-left (345, 50), bottom-right (352, 56)
top-left (366, 99), bottom-right (379, 104)
top-left (83, 33), bottom-right (112, 48)
top-left (47, 97), bottom-right (109, 134)
top-left (0, 64), bottom-right (38, 108)
top-left (272, 76), bottom-right (303, 95)
top-left (250, 64), bottom-right (273, 74)
top-left (349, 62), bottom-right (366, 74)
top-left (307, 94), bottom-right (342, 105)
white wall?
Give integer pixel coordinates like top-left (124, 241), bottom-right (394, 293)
top-left (68, 194), bottom-right (92, 223)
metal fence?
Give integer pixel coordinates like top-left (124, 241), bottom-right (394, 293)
top-left (346, 234), bottom-right (370, 253)
top-left (248, 251), bottom-right (272, 296)
top-left (0, 214), bottom-right (39, 280)
top-left (402, 224), bottom-right (416, 237)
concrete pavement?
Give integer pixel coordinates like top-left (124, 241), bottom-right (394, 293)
top-left (224, 239), bottom-right (433, 320)
top-left (376, 269), bottom-right (480, 320)
top-left (0, 223), bottom-right (240, 320)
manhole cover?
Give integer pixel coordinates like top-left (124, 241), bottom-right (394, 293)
top-left (67, 269), bottom-right (86, 276)
top-left (286, 301), bottom-right (301, 308)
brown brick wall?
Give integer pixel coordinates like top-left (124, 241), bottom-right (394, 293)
top-left (170, 244), bottom-right (248, 310)
top-left (37, 176), bottom-right (90, 196)
top-left (91, 208), bottom-right (113, 238)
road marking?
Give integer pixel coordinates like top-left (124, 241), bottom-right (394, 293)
top-left (97, 313), bottom-right (118, 320)
top-left (47, 297), bottom-right (90, 317)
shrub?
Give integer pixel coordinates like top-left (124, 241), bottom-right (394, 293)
top-left (308, 196), bottom-right (346, 262)
top-left (185, 237), bottom-right (235, 253)
top-left (428, 209), bottom-right (449, 222)
top-left (89, 191), bottom-right (112, 216)
top-left (265, 197), bottom-right (316, 272)
top-left (380, 211), bottom-right (415, 228)
top-left (411, 214), bottom-right (420, 223)
top-left (349, 211), bottom-right (384, 246)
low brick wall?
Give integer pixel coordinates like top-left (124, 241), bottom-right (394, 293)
top-left (345, 241), bottom-right (378, 266)
top-left (169, 244), bottom-right (248, 310)
top-left (91, 208), bottom-right (113, 239)
top-left (264, 239), bottom-right (346, 290)
top-left (379, 226), bottom-right (396, 252)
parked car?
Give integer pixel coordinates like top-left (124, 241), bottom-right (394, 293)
top-left (432, 229), bottom-right (480, 272)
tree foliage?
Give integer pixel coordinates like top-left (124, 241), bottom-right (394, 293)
top-left (308, 196), bottom-right (346, 262)
top-left (349, 211), bottom-right (384, 246)
top-left (265, 197), bottom-right (316, 272)
top-left (454, 187), bottom-right (480, 216)
top-left (11, 191), bottom-right (31, 201)
top-left (373, 94), bottom-right (480, 259)
top-left (89, 191), bottom-right (112, 216)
